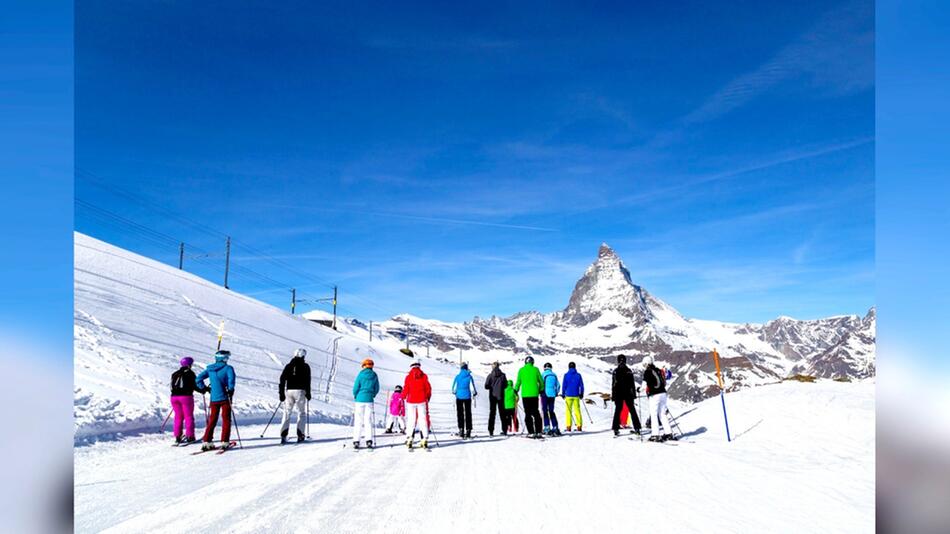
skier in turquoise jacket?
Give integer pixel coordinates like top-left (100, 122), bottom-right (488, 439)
top-left (352, 358), bottom-right (380, 448)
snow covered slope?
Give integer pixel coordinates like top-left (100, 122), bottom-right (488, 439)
top-left (73, 232), bottom-right (469, 441)
top-left (75, 380), bottom-right (874, 533)
top-left (374, 243), bottom-right (875, 401)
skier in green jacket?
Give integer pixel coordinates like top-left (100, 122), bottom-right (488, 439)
top-left (514, 356), bottom-right (544, 438)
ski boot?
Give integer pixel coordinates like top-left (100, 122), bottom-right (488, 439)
top-left (465, 431), bottom-right (472, 439)
top-left (420, 439), bottom-right (428, 449)
top-left (280, 430), bottom-right (288, 445)
top-left (565, 426), bottom-right (572, 433)
top-left (297, 430), bottom-right (305, 443)
top-left (663, 433), bottom-right (677, 442)
top-left (648, 435), bottom-right (662, 442)
top-left (613, 429), bottom-right (620, 437)
top-left (201, 442), bottom-right (214, 452)
top-left (366, 440), bottom-right (374, 449)
top-left (352, 440), bottom-right (360, 449)
top-left (406, 438), bottom-right (413, 449)
top-left (174, 434), bottom-right (183, 445)
top-left (576, 426), bottom-right (582, 432)
top-left (181, 436), bottom-right (196, 446)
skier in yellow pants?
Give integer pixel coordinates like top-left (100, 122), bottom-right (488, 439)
top-left (561, 362), bottom-right (585, 431)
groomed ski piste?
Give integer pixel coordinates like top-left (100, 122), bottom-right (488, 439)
top-left (74, 233), bottom-right (874, 533)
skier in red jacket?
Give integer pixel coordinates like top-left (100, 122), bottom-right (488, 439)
top-left (402, 360), bottom-right (433, 449)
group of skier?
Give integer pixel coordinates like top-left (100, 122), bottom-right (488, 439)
top-left (166, 347), bottom-right (678, 453)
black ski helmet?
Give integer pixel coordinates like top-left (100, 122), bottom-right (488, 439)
top-left (543, 362), bottom-right (552, 369)
top-left (568, 361), bottom-right (576, 369)
top-left (525, 356), bottom-right (535, 364)
top-left (461, 362), bottom-right (469, 370)
top-left (617, 354), bottom-right (626, 365)
top-left (394, 385), bottom-right (403, 392)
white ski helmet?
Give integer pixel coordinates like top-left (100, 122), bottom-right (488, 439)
top-left (642, 356), bottom-right (654, 367)
top-left (294, 348), bottom-right (307, 358)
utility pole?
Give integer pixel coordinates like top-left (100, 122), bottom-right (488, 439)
top-left (223, 236), bottom-right (231, 289)
top-left (459, 347), bottom-right (463, 366)
top-left (332, 285), bottom-right (338, 330)
top-left (369, 321), bottom-right (373, 342)
top-left (426, 344), bottom-right (430, 358)
top-left (405, 323), bottom-right (410, 351)
top-left (291, 288), bottom-right (296, 315)
top-left (178, 243), bottom-right (184, 270)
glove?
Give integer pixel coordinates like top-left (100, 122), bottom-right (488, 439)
top-left (227, 389), bottom-right (235, 398)
top-left (474, 391), bottom-right (478, 397)
top-left (305, 393), bottom-right (311, 401)
top-left (279, 393), bottom-right (286, 402)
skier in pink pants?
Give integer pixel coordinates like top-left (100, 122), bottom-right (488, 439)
top-left (169, 357), bottom-right (204, 445)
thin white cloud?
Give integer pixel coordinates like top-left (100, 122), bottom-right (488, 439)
top-left (682, 0), bottom-right (873, 126)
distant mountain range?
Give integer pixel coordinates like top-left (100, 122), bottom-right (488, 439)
top-left (372, 244), bottom-right (875, 402)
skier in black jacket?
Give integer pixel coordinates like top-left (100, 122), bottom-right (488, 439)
top-left (484, 362), bottom-right (507, 436)
top-left (611, 354), bottom-right (642, 437)
top-left (642, 356), bottom-right (674, 441)
top-left (279, 348), bottom-right (311, 444)
top-left (169, 357), bottom-right (206, 445)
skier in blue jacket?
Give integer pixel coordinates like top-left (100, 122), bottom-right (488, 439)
top-left (452, 363), bottom-right (477, 438)
top-left (541, 363), bottom-right (561, 436)
top-left (561, 362), bottom-right (585, 432)
top-left (195, 350), bottom-right (237, 451)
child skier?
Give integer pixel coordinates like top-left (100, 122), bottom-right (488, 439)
top-left (352, 358), bottom-right (380, 449)
top-left (195, 350), bottom-right (237, 451)
top-left (541, 362), bottom-right (561, 436)
top-left (402, 360), bottom-right (432, 449)
top-left (452, 362), bottom-right (477, 438)
top-left (169, 357), bottom-right (202, 445)
top-left (561, 362), bottom-right (585, 432)
top-left (385, 385), bottom-right (406, 434)
top-left (503, 379), bottom-right (519, 434)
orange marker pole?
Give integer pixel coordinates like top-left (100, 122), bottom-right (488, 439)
top-left (713, 349), bottom-right (732, 442)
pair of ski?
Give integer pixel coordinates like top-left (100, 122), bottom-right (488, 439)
top-left (406, 442), bottom-right (430, 452)
top-left (628, 436), bottom-right (686, 445)
top-left (190, 441), bottom-right (238, 455)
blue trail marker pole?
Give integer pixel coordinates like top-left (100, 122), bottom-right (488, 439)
top-left (713, 349), bottom-right (732, 442)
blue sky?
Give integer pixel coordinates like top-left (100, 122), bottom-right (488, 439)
top-left (75, 0), bottom-right (874, 324)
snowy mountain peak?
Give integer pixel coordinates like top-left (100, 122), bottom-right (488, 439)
top-left (560, 244), bottom-right (656, 326)
top-left (598, 242), bottom-right (618, 258)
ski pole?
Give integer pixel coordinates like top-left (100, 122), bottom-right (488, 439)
top-left (226, 395), bottom-right (244, 449)
top-left (261, 402), bottom-right (281, 438)
top-left (643, 394), bottom-right (652, 438)
top-left (160, 410), bottom-right (172, 433)
top-left (306, 399), bottom-right (310, 439)
top-left (665, 408), bottom-right (684, 438)
top-left (637, 395), bottom-right (645, 443)
top-left (581, 398), bottom-right (594, 425)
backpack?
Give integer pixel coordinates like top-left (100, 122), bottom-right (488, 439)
top-left (171, 368), bottom-right (190, 393)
